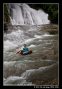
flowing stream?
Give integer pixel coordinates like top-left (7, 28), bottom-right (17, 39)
top-left (3, 24), bottom-right (58, 86)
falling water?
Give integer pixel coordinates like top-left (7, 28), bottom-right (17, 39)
top-left (8, 3), bottom-right (50, 25)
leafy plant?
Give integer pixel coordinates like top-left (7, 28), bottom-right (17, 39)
top-left (4, 4), bottom-right (10, 23)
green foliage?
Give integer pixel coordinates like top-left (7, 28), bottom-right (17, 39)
top-left (46, 4), bottom-right (58, 24)
top-left (28, 4), bottom-right (58, 24)
top-left (4, 4), bottom-right (10, 23)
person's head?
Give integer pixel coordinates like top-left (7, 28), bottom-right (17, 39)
top-left (24, 44), bottom-right (26, 47)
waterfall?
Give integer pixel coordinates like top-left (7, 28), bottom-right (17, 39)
top-left (8, 3), bottom-right (50, 25)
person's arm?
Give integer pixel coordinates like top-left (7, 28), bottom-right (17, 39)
top-left (16, 50), bottom-right (21, 54)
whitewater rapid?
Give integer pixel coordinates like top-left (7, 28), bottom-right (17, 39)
top-left (4, 26), bottom-right (54, 52)
top-left (3, 25), bottom-right (58, 86)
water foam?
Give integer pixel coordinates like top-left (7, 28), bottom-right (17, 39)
top-left (4, 61), bottom-right (16, 66)
top-left (9, 3), bottom-right (50, 25)
top-left (4, 40), bottom-right (17, 51)
top-left (28, 44), bottom-right (36, 48)
top-left (34, 35), bottom-right (42, 38)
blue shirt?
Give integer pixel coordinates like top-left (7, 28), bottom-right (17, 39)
top-left (23, 47), bottom-right (29, 53)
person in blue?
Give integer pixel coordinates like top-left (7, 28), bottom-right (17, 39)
top-left (22, 44), bottom-right (29, 54)
top-left (17, 44), bottom-right (32, 55)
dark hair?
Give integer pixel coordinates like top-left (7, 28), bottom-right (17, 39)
top-left (24, 44), bottom-right (26, 47)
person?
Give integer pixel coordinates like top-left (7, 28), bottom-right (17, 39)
top-left (17, 44), bottom-right (32, 55)
top-left (22, 44), bottom-right (29, 54)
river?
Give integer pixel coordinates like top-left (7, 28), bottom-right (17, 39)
top-left (3, 24), bottom-right (59, 86)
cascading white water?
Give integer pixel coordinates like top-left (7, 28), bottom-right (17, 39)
top-left (8, 3), bottom-right (50, 25)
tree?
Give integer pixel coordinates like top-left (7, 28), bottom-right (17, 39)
top-left (4, 4), bottom-right (10, 23)
top-left (28, 4), bottom-right (58, 24)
